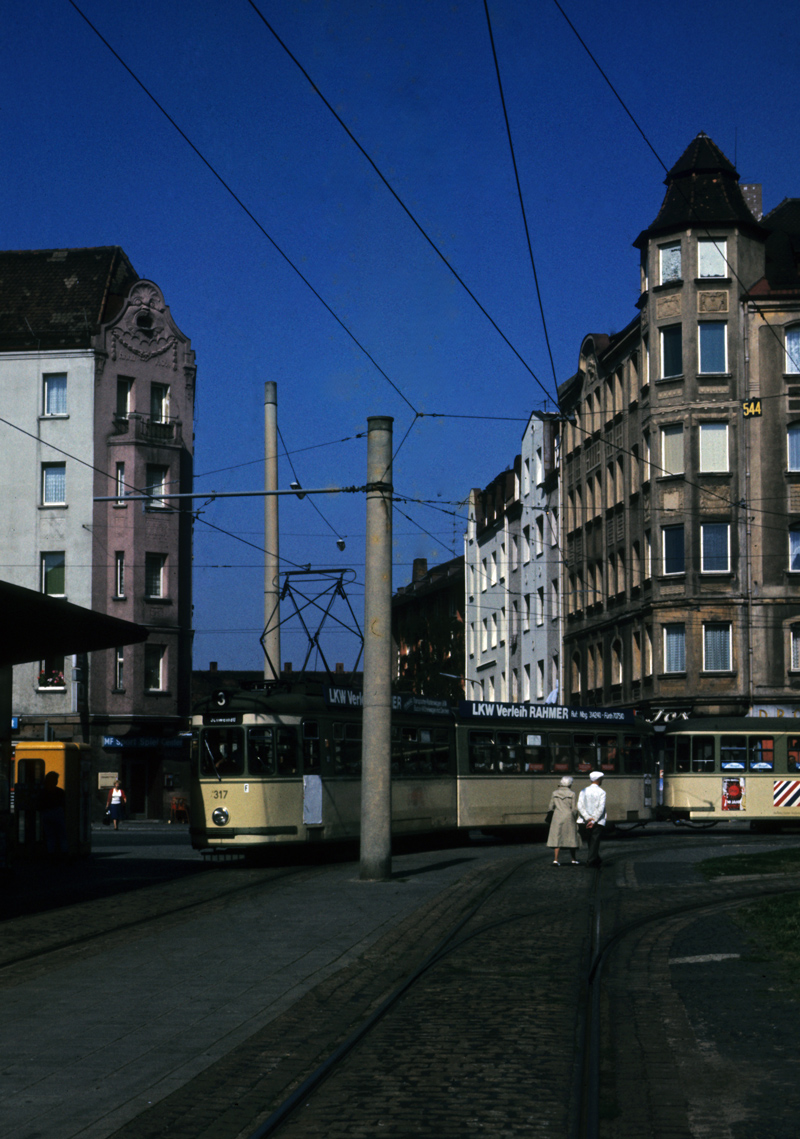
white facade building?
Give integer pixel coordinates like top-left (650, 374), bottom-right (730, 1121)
top-left (464, 411), bottom-right (561, 704)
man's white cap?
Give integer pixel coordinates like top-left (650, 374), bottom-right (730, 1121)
top-left (589, 770), bottom-right (604, 781)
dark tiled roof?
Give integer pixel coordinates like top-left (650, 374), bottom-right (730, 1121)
top-left (0, 246), bottom-right (138, 351)
top-left (634, 133), bottom-right (762, 246)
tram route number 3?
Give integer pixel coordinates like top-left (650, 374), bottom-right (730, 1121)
top-left (742, 398), bottom-right (762, 417)
top-left (213, 790), bottom-right (228, 799)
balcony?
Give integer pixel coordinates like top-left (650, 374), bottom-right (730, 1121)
top-left (111, 414), bottom-right (183, 445)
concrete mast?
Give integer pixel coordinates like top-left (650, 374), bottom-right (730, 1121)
top-left (264, 382), bottom-right (281, 680)
top-left (360, 416), bottom-right (393, 881)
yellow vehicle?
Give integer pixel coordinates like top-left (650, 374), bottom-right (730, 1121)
top-left (13, 741), bottom-right (92, 857)
top-left (660, 716), bottom-right (800, 825)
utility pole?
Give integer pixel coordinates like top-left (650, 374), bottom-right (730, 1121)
top-left (264, 382), bottom-right (281, 680)
top-left (360, 416), bottom-right (393, 881)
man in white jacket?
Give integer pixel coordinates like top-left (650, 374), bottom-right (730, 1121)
top-left (577, 771), bottom-right (606, 867)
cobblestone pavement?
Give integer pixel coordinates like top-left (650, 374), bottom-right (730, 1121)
top-left (600, 845), bottom-right (800, 1139)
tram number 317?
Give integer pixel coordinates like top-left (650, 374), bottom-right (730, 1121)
top-left (742, 398), bottom-right (762, 417)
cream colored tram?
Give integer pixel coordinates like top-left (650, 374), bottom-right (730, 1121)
top-left (660, 716), bottom-right (800, 825)
top-left (455, 701), bottom-right (655, 830)
top-left (190, 681), bottom-right (457, 854)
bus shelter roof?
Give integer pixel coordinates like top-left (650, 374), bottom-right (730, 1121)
top-left (0, 580), bottom-right (148, 667)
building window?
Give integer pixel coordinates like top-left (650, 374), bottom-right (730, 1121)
top-left (792, 629), bottom-right (800, 671)
top-left (790, 528), bottom-right (800, 572)
top-left (490, 612), bottom-right (498, 649)
top-left (522, 526), bottom-right (530, 564)
top-left (523, 594), bottom-right (531, 632)
top-left (644, 626), bottom-right (653, 676)
top-left (115, 647), bottom-right (125, 690)
top-left (698, 238), bottom-right (727, 278)
top-left (660, 241), bottom-right (681, 284)
top-left (699, 423), bottom-right (729, 472)
top-left (786, 327), bottom-right (800, 374)
top-left (701, 523), bottom-right (730, 573)
top-left (662, 524), bottom-right (685, 575)
top-left (661, 325), bottom-right (682, 379)
top-left (536, 587), bottom-right (544, 626)
top-left (644, 531), bottom-right (652, 580)
top-left (523, 663), bottom-right (531, 702)
top-left (704, 623), bottom-right (732, 672)
top-left (536, 660), bottom-right (545, 700)
top-left (611, 639), bottom-right (622, 685)
top-left (534, 515), bottom-right (544, 556)
top-left (571, 652), bottom-right (581, 696)
top-left (664, 625), bottom-right (686, 673)
top-left (115, 461), bottom-right (126, 502)
top-left (145, 464), bottom-right (170, 508)
top-left (789, 425), bottom-right (800, 471)
top-left (41, 552), bottom-right (65, 596)
top-left (150, 383), bottom-right (169, 423)
top-left (699, 322), bottom-right (727, 374)
top-left (116, 376), bottom-right (134, 418)
top-left (481, 618), bottom-right (488, 652)
top-left (144, 644), bottom-right (166, 691)
top-left (42, 463), bottom-right (66, 505)
top-left (43, 373), bottom-right (67, 416)
top-left (114, 552), bottom-right (125, 598)
top-left (38, 654), bottom-right (65, 689)
top-left (145, 553), bottom-right (167, 598)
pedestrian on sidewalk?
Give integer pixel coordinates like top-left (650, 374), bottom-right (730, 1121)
top-left (106, 780), bottom-right (127, 830)
top-left (577, 771), bottom-right (606, 867)
top-left (546, 776), bottom-right (581, 865)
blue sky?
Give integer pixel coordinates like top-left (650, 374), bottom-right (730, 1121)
top-left (4, 0), bottom-right (798, 670)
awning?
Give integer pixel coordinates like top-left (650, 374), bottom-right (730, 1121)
top-left (0, 580), bottom-right (148, 666)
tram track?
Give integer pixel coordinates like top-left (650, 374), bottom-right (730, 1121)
top-left (0, 861), bottom-right (319, 980)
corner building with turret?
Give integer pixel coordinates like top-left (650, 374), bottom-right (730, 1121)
top-left (558, 134), bottom-right (800, 717)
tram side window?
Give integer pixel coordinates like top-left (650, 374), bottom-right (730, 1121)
top-left (749, 737), bottom-right (774, 771)
top-left (417, 728), bottom-right (436, 775)
top-left (522, 734), bottom-right (547, 772)
top-left (598, 735), bottom-right (619, 773)
top-left (400, 727), bottom-right (421, 775)
top-left (303, 720), bottom-right (321, 774)
top-left (432, 728), bottom-right (451, 774)
top-left (549, 732), bottom-right (572, 773)
top-left (665, 736), bottom-right (691, 772)
top-left (496, 731), bottom-right (522, 773)
top-left (469, 730), bottom-right (495, 774)
top-left (275, 728), bottom-right (299, 775)
top-left (692, 736), bottom-right (715, 773)
top-left (201, 728), bottom-right (244, 776)
top-left (621, 736), bottom-right (643, 774)
top-left (333, 722), bottom-right (362, 776)
top-left (789, 738), bottom-right (800, 772)
top-left (574, 734), bottom-right (596, 774)
top-left (720, 736), bottom-right (746, 771)
top-left (248, 727), bottom-right (275, 774)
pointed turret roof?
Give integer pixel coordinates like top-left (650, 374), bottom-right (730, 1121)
top-left (634, 133), bottom-right (763, 247)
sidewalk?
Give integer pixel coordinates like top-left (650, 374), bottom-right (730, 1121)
top-left (1, 841), bottom-right (530, 1139)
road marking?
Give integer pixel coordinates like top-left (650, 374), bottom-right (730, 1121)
top-left (668, 953), bottom-right (741, 965)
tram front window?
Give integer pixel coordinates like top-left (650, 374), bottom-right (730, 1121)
top-left (201, 728), bottom-right (244, 777)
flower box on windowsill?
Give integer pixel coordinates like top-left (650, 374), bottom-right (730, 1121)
top-left (38, 671), bottom-right (65, 690)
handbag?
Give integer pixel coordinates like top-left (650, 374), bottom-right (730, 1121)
top-left (102, 809), bottom-right (112, 826)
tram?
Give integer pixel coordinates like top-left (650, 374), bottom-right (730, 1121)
top-left (189, 682), bottom-right (655, 854)
top-left (659, 716), bottom-right (800, 826)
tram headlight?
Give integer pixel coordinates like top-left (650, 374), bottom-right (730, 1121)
top-left (211, 807), bottom-right (229, 826)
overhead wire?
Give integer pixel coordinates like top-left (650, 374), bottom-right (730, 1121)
top-left (482, 0), bottom-right (558, 391)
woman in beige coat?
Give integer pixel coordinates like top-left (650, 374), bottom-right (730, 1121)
top-left (546, 776), bottom-right (581, 865)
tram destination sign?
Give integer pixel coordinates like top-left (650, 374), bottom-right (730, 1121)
top-left (324, 685), bottom-right (450, 717)
top-left (458, 700), bottom-right (635, 725)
